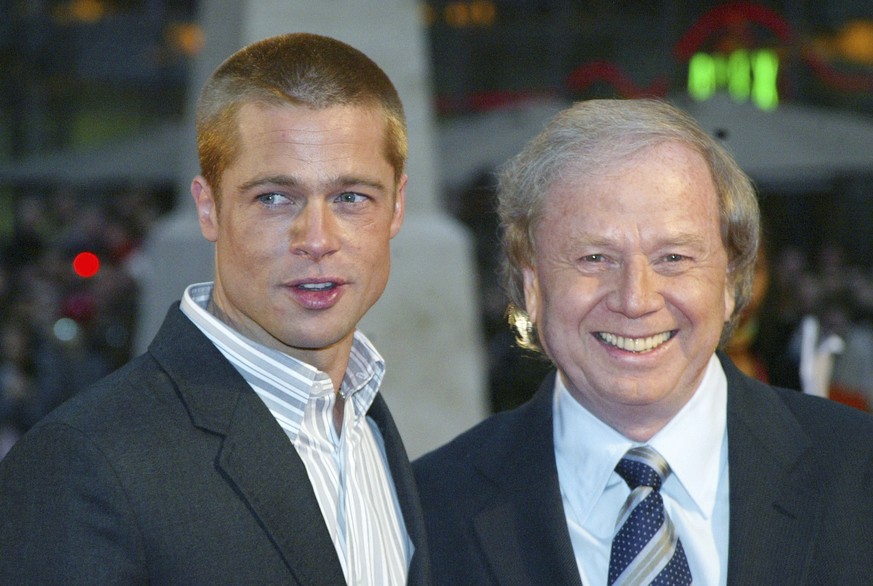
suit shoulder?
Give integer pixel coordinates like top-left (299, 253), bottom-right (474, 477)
top-left (772, 384), bottom-right (873, 441)
top-left (37, 351), bottom-right (167, 429)
top-left (413, 388), bottom-right (552, 497)
top-left (725, 354), bottom-right (873, 447)
top-left (6, 351), bottom-right (183, 471)
top-left (417, 400), bottom-right (533, 464)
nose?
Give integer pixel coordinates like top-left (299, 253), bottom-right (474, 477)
top-left (291, 202), bottom-right (340, 261)
top-left (606, 257), bottom-right (663, 317)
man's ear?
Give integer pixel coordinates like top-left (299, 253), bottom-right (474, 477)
top-left (723, 276), bottom-right (737, 324)
top-left (522, 265), bottom-right (540, 326)
top-left (390, 174), bottom-right (407, 239)
top-left (191, 176), bottom-right (218, 242)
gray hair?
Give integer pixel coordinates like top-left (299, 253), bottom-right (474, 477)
top-left (498, 98), bottom-right (760, 352)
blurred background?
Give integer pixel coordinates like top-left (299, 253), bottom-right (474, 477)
top-left (2, 0), bottom-right (873, 457)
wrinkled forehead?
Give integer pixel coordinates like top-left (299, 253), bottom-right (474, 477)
top-left (547, 140), bottom-right (718, 205)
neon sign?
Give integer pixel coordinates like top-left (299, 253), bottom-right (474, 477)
top-left (435, 2), bottom-right (873, 115)
top-left (688, 49), bottom-right (779, 110)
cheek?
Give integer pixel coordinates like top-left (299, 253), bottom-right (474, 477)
top-left (536, 286), bottom-right (590, 349)
top-left (218, 221), bottom-right (283, 270)
top-left (363, 242), bottom-right (391, 276)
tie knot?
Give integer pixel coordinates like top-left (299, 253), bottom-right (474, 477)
top-left (615, 445), bottom-right (670, 490)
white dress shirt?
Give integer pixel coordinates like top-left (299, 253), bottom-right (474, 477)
top-left (554, 354), bottom-right (730, 586)
top-left (180, 282), bottom-right (411, 586)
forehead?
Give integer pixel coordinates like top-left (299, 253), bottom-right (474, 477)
top-left (235, 100), bottom-right (386, 145)
top-left (542, 142), bottom-right (721, 235)
top-left (226, 101), bottom-right (392, 177)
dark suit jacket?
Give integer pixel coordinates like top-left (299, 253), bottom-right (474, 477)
top-left (0, 304), bottom-right (431, 585)
top-left (413, 353), bottom-right (873, 585)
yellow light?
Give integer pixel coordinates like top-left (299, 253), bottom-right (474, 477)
top-left (836, 20), bottom-right (873, 64)
top-left (445, 2), bottom-right (470, 28)
top-left (420, 2), bottom-right (437, 27)
top-left (166, 23), bottom-right (205, 56)
top-left (470, 0), bottom-right (496, 26)
top-left (69, 0), bottom-right (105, 23)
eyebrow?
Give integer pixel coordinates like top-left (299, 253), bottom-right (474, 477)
top-left (568, 231), bottom-right (710, 249)
top-left (237, 174), bottom-right (388, 194)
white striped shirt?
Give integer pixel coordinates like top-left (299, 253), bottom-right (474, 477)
top-left (180, 282), bottom-right (411, 585)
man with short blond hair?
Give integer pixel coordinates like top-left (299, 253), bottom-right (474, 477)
top-left (1, 33), bottom-right (430, 586)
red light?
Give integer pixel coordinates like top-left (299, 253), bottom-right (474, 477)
top-left (73, 252), bottom-right (100, 278)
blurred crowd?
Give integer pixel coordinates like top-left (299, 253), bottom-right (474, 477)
top-left (3, 178), bottom-right (873, 458)
top-left (729, 240), bottom-right (873, 411)
top-left (0, 186), bottom-right (168, 457)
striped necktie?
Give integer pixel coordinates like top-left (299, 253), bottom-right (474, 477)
top-left (607, 446), bottom-right (693, 585)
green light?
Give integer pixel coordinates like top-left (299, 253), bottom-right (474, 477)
top-left (728, 50), bottom-right (751, 101)
top-left (687, 48), bottom-right (780, 110)
top-left (688, 52), bottom-right (716, 101)
top-left (752, 49), bottom-right (779, 110)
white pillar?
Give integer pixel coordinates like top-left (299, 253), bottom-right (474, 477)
top-left (135, 0), bottom-right (487, 457)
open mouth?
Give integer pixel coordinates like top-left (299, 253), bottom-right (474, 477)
top-left (596, 331), bottom-right (676, 353)
top-left (296, 281), bottom-right (337, 291)
top-left (289, 279), bottom-right (345, 310)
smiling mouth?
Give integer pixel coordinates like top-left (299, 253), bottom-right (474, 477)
top-left (596, 331), bottom-right (676, 353)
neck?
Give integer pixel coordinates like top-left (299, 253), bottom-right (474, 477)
top-left (206, 294), bottom-right (350, 393)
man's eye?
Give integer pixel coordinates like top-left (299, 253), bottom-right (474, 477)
top-left (664, 254), bottom-right (686, 262)
top-left (582, 254), bottom-right (606, 263)
top-left (257, 193), bottom-right (290, 206)
top-left (336, 192), bottom-right (367, 204)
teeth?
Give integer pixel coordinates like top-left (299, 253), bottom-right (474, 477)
top-left (598, 331), bottom-right (672, 353)
top-left (299, 282), bottom-right (334, 290)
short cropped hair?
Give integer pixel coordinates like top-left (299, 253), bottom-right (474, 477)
top-left (498, 98), bottom-right (760, 352)
top-left (196, 33), bottom-right (407, 204)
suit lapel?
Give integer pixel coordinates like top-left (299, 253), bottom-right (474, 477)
top-left (470, 374), bottom-right (582, 585)
top-left (722, 354), bottom-right (820, 585)
top-left (215, 392), bottom-right (346, 585)
top-left (149, 306), bottom-right (345, 586)
top-left (368, 396), bottom-right (432, 585)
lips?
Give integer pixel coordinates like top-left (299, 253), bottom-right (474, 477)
top-left (297, 281), bottom-right (336, 291)
top-left (288, 278), bottom-right (345, 310)
top-left (596, 330), bottom-right (676, 353)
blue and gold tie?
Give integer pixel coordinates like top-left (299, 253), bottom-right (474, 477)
top-left (607, 446), bottom-right (693, 585)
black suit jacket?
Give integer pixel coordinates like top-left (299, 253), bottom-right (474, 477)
top-left (413, 353), bottom-right (873, 585)
top-left (0, 304), bottom-right (431, 585)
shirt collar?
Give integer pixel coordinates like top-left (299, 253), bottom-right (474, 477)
top-left (648, 354), bottom-right (727, 519)
top-left (180, 282), bottom-right (385, 423)
top-left (342, 328), bottom-right (386, 417)
top-left (554, 354), bottom-right (727, 523)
